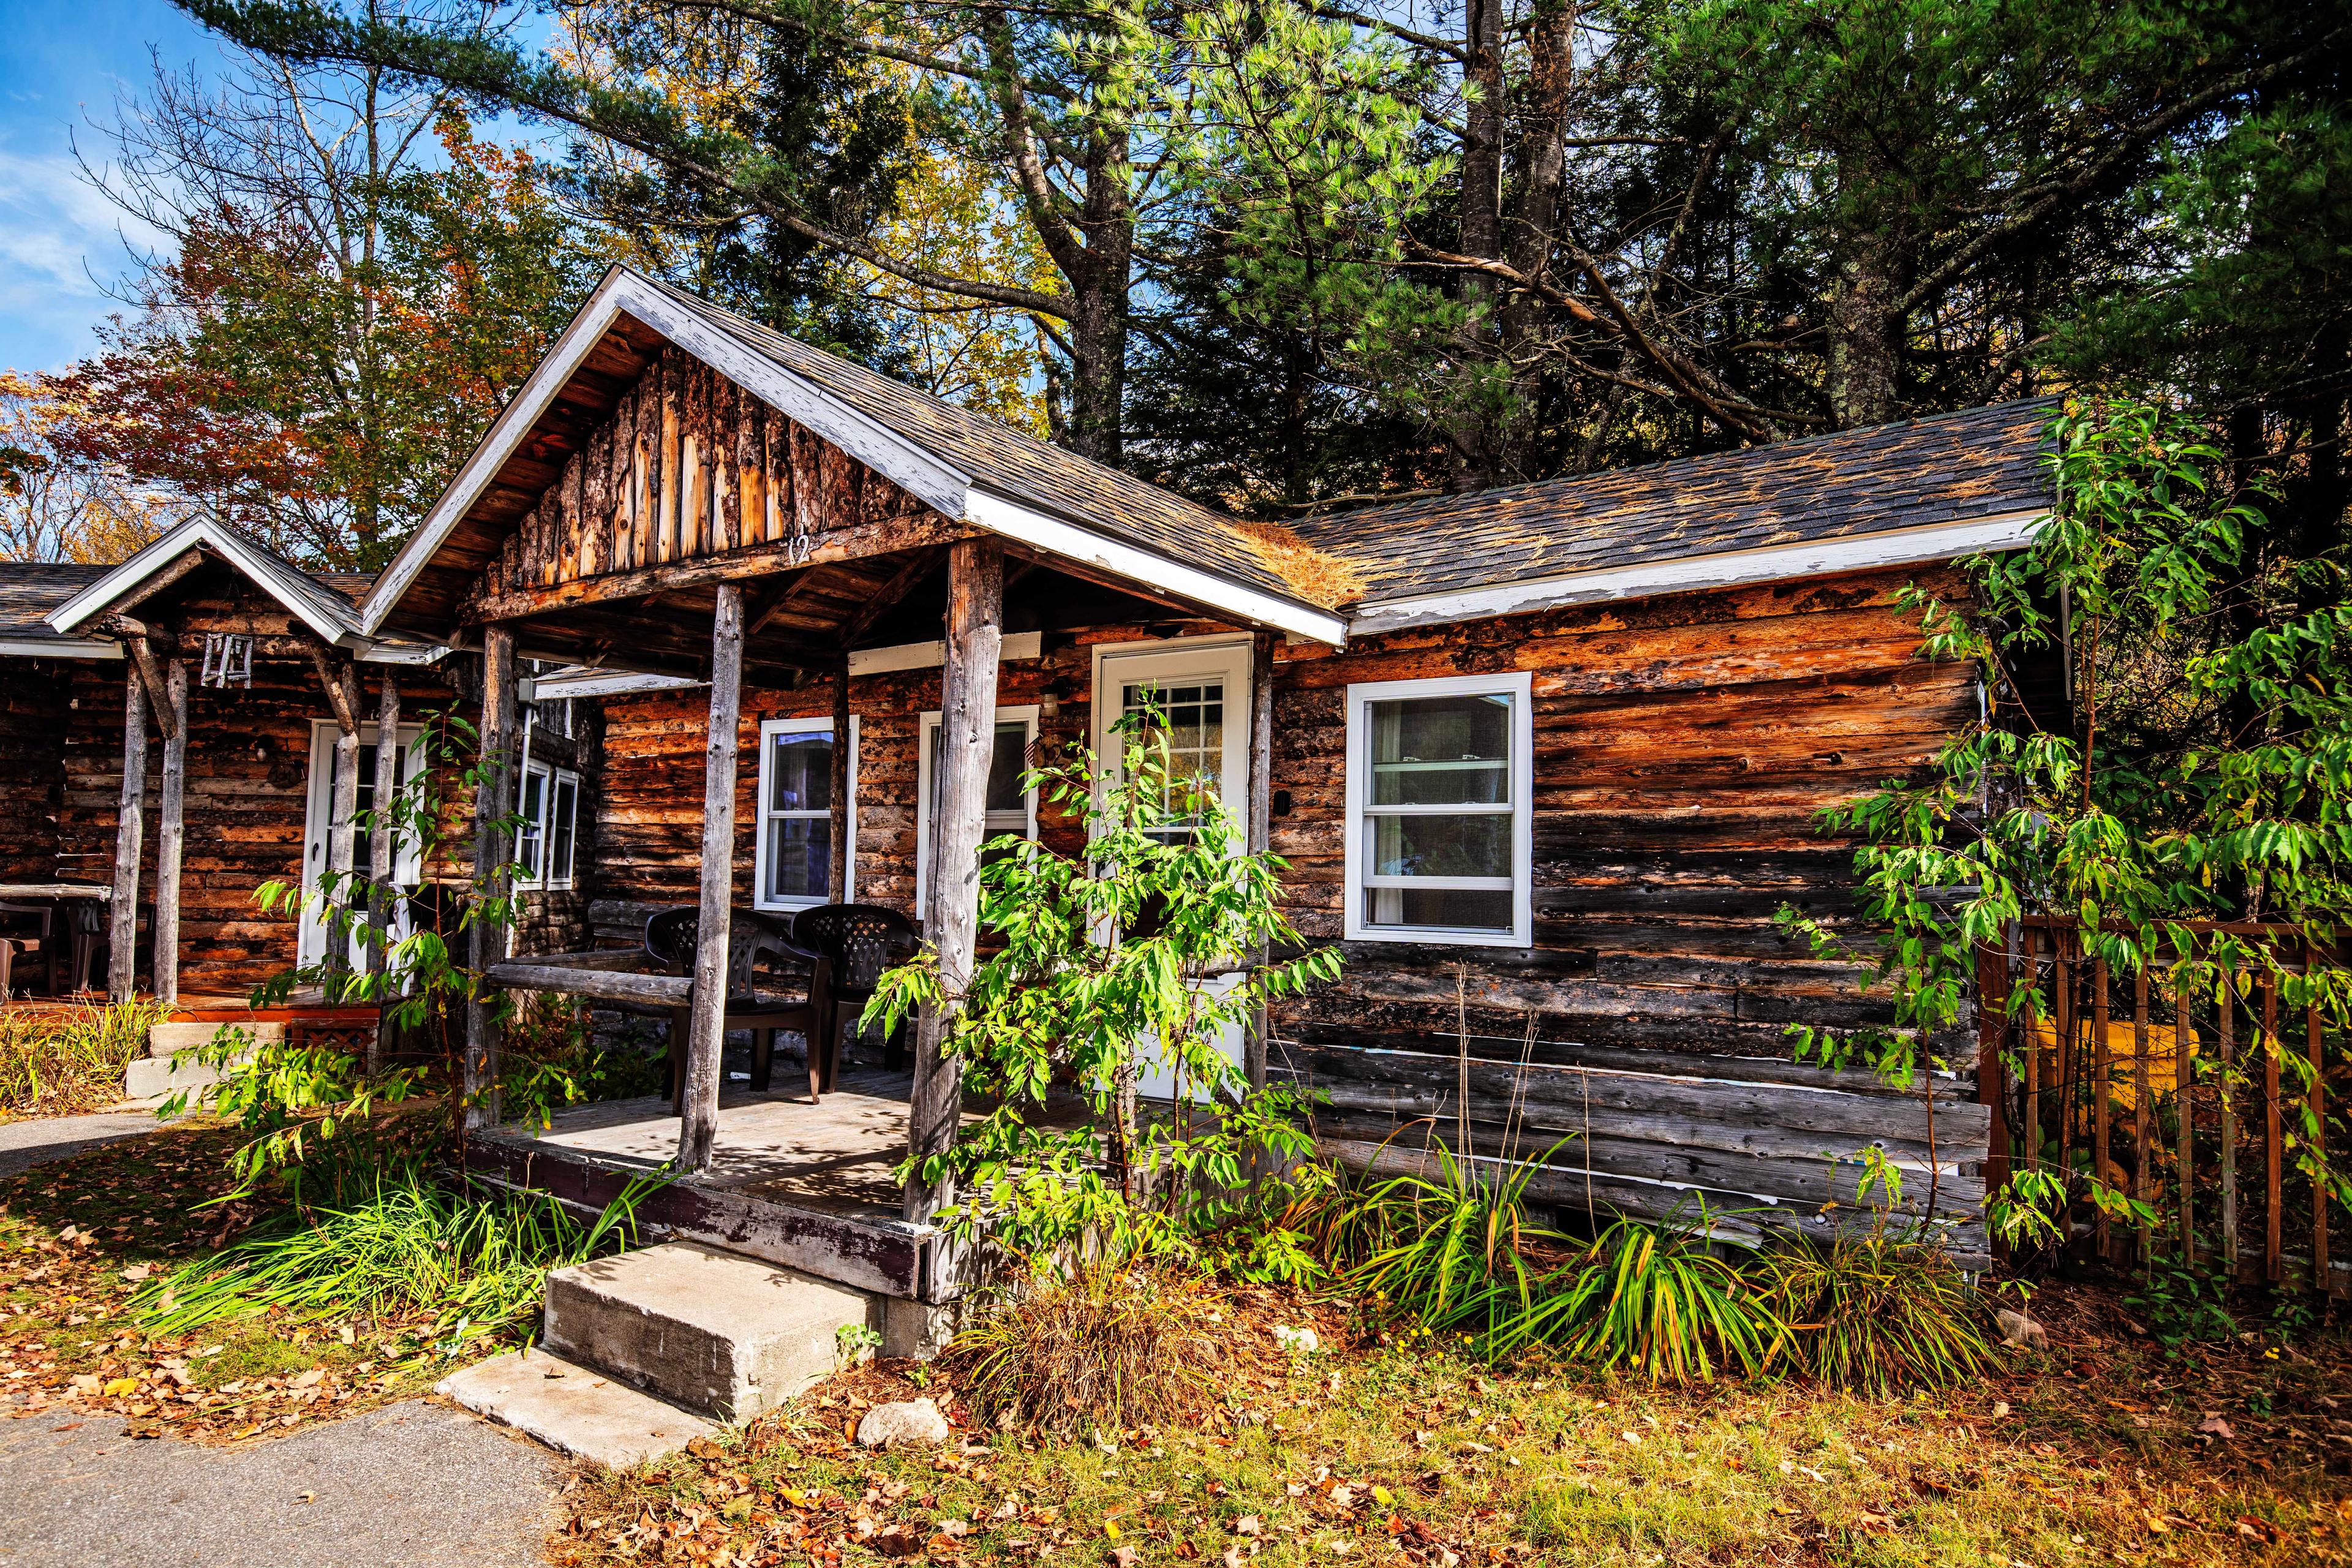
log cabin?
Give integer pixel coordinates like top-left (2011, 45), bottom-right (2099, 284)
top-left (330, 262), bottom-right (2056, 1335)
top-left (0, 521), bottom-right (600, 1024)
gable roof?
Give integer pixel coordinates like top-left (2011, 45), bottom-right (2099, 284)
top-left (364, 265), bottom-right (1351, 647)
top-left (1297, 399), bottom-right (2057, 631)
top-left (47, 519), bottom-right (368, 644)
top-left (0, 563), bottom-right (116, 657)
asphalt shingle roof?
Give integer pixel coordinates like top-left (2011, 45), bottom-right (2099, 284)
top-left (0, 563), bottom-right (108, 643)
top-left (1291, 399), bottom-right (2059, 606)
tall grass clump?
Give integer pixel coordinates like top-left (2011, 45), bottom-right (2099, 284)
top-left (0, 999), bottom-right (173, 1116)
top-left (135, 1160), bottom-right (657, 1353)
top-left (1763, 1232), bottom-right (1990, 1395)
top-left (1542, 1212), bottom-right (1781, 1382)
top-left (947, 1266), bottom-right (1226, 1438)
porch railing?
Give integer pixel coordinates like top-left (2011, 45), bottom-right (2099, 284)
top-left (1974, 916), bottom-right (2343, 1292)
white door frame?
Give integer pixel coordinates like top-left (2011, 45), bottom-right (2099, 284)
top-left (1088, 633), bottom-right (1256, 1101)
top-left (298, 720), bottom-right (425, 968)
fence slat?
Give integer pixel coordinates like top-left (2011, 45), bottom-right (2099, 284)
top-left (2135, 965), bottom-right (2152, 1262)
top-left (2095, 957), bottom-right (2113, 1258)
top-left (2176, 981), bottom-right (2194, 1263)
top-left (2313, 941), bottom-right (2331, 1295)
top-left (1976, 939), bottom-right (2010, 1194)
top-left (2221, 971), bottom-right (2239, 1270)
top-left (2266, 971), bottom-right (2283, 1285)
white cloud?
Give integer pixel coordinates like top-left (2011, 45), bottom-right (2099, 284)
top-left (0, 137), bottom-right (172, 371)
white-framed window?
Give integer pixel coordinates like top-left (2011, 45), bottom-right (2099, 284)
top-left (916, 705), bottom-right (1039, 904)
top-left (754, 715), bottom-right (859, 911)
top-left (1343, 671), bottom-right (1532, 948)
top-left (299, 719), bottom-right (426, 968)
top-left (1090, 635), bottom-right (1253, 854)
top-left (517, 760), bottom-right (581, 891)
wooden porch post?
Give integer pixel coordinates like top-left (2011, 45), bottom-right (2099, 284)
top-left (466, 627), bottom-right (518, 1129)
top-left (828, 658), bottom-right (851, 900)
top-left (368, 670), bottom-right (401, 1072)
top-left (107, 668), bottom-right (148, 1002)
top-left (906, 538), bottom-right (1003, 1224)
top-left (153, 658), bottom-right (188, 1006)
top-left (681, 582), bottom-right (747, 1171)
top-left (324, 658), bottom-right (363, 986)
top-left (1245, 631), bottom-right (1275, 1091)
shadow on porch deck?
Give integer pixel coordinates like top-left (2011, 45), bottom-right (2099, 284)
top-left (467, 1069), bottom-right (955, 1303)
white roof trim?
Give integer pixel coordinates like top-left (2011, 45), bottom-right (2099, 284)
top-left (963, 489), bottom-right (1348, 646)
top-left (1346, 509), bottom-right (2048, 635)
top-left (0, 636), bottom-right (121, 660)
top-left (366, 264), bottom-right (1344, 648)
top-left (46, 518), bottom-right (355, 645)
top-left (850, 631), bottom-right (1042, 676)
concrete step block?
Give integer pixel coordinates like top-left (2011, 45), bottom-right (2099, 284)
top-left (123, 1056), bottom-right (228, 1105)
top-left (146, 1020), bottom-right (282, 1060)
top-left (438, 1347), bottom-right (716, 1470)
top-left (543, 1241), bottom-right (878, 1422)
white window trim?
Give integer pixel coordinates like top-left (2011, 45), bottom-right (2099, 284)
top-left (298, 719), bottom-right (426, 968)
top-left (516, 758), bottom-right (582, 892)
top-left (916, 704), bottom-right (1040, 905)
top-left (1088, 634), bottom-right (1254, 856)
top-left (753, 714), bottom-right (861, 912)
top-left (1343, 671), bottom-right (1534, 949)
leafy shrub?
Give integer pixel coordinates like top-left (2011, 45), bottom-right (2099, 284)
top-left (2124, 1253), bottom-right (2239, 1352)
top-left (502, 992), bottom-right (666, 1117)
top-left (135, 1159), bottom-right (656, 1355)
top-left (946, 1266), bottom-right (1226, 1438)
top-left (0, 1000), bottom-right (174, 1116)
top-left (1763, 1232), bottom-right (1989, 1394)
top-left (865, 697), bottom-right (1339, 1273)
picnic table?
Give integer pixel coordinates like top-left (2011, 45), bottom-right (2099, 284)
top-left (0, 883), bottom-right (112, 997)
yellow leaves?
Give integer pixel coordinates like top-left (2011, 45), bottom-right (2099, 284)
top-left (1370, 1485), bottom-right (1394, 1508)
top-left (102, 1376), bottom-right (138, 1397)
top-left (1104, 1518), bottom-right (1123, 1540)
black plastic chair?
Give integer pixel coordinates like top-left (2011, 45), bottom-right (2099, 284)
top-left (643, 907), bottom-right (821, 1105)
top-left (791, 902), bottom-right (919, 1083)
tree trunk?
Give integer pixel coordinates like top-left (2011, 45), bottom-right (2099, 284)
top-left (466, 627), bottom-right (518, 1131)
top-left (1496, 0), bottom-right (1577, 480)
top-left (153, 659), bottom-right (187, 1006)
top-left (368, 669), bottom-right (401, 1074)
top-left (1828, 235), bottom-right (1903, 428)
top-left (1449, 0), bottom-right (1509, 491)
top-left (108, 671), bottom-right (147, 1003)
top-left (1067, 126), bottom-right (1133, 467)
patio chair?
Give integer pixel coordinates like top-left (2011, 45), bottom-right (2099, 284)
top-left (643, 907), bottom-right (823, 1108)
top-left (790, 903), bottom-right (919, 1085)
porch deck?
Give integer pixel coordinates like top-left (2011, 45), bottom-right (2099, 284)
top-left (467, 1072), bottom-right (952, 1303)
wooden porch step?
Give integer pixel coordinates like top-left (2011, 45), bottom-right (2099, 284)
top-left (542, 1241), bottom-right (878, 1422)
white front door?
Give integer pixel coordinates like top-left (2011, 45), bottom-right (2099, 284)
top-left (298, 720), bottom-right (425, 968)
top-left (1090, 636), bottom-right (1255, 1102)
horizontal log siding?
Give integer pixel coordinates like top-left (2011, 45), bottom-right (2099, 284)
top-left (1265, 564), bottom-right (1978, 1060)
top-left (0, 661), bottom-right (72, 884)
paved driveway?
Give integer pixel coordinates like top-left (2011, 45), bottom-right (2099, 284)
top-left (0, 1400), bottom-right (564, 1567)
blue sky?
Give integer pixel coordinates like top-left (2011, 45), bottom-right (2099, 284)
top-left (0, 0), bottom-right (219, 374)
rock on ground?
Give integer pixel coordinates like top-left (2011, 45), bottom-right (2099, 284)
top-left (0, 1398), bottom-right (562, 1567)
top-left (856, 1398), bottom-right (950, 1449)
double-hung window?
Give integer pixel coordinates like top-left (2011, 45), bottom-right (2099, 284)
top-left (754, 715), bottom-right (858, 911)
top-left (1344, 671), bottom-right (1532, 947)
top-left (915, 706), bottom-right (1039, 903)
top-left (517, 761), bottom-right (580, 891)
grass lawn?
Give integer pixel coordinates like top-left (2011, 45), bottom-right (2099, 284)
top-left (0, 1117), bottom-right (489, 1442)
top-left (549, 1283), bottom-right (2352, 1568)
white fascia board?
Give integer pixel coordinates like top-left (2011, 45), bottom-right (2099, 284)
top-left (361, 271), bottom-right (639, 636)
top-left (849, 630), bottom-right (1042, 677)
top-left (356, 642), bottom-right (451, 666)
top-left (963, 488), bottom-right (1348, 647)
top-left (531, 668), bottom-right (706, 699)
top-left (1348, 510), bottom-right (2049, 636)
top-left (0, 636), bottom-right (119, 659)
top-left (47, 519), bottom-right (355, 645)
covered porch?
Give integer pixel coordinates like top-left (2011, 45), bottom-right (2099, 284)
top-left (366, 265), bottom-right (1345, 1300)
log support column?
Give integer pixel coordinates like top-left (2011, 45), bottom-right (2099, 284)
top-left (466, 627), bottom-right (518, 1129)
top-left (1245, 631), bottom-right (1275, 1091)
top-left (107, 669), bottom-right (148, 1002)
top-left (323, 657), bottom-right (363, 987)
top-left (153, 658), bottom-right (188, 1005)
top-left (680, 582), bottom-right (747, 1171)
top-left (906, 538), bottom-right (1003, 1224)
top-left (368, 670), bottom-right (402, 1072)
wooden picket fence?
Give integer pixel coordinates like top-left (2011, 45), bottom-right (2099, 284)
top-left (1974, 917), bottom-right (2344, 1292)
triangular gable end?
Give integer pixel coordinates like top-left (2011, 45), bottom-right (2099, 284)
top-left (361, 266), bottom-right (1346, 648)
top-left (48, 518), bottom-right (360, 646)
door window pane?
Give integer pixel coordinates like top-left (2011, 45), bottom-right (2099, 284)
top-left (551, 775), bottom-right (578, 886)
top-left (768, 731), bottom-right (833, 813)
top-left (518, 769), bottom-right (546, 881)
top-left (765, 816), bottom-right (832, 903)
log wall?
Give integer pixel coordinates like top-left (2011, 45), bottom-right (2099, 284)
top-left (0, 661), bottom-right (73, 884)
